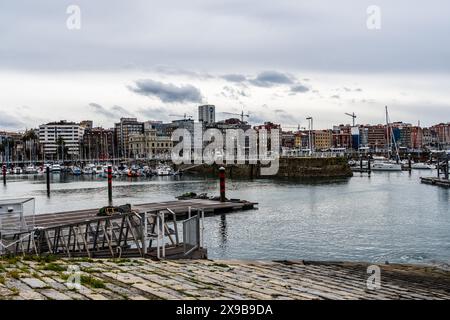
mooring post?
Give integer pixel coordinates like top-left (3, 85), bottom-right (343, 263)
top-left (107, 165), bottom-right (113, 205)
top-left (367, 155), bottom-right (371, 175)
top-left (46, 166), bottom-right (50, 197)
top-left (446, 154), bottom-right (449, 180)
top-left (408, 154), bottom-right (412, 172)
top-left (437, 156), bottom-right (441, 178)
top-left (2, 164), bottom-right (6, 186)
top-left (219, 166), bottom-right (226, 202)
top-left (359, 156), bottom-right (363, 171)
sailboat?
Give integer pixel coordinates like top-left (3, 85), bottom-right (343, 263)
top-left (372, 106), bottom-right (402, 172)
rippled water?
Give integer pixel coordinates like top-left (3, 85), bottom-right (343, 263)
top-left (1, 170), bottom-right (449, 265)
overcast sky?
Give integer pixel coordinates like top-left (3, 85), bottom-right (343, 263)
top-left (1, 0), bottom-right (449, 130)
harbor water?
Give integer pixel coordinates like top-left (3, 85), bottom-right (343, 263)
top-left (1, 171), bottom-right (449, 265)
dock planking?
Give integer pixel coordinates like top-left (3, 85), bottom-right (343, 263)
top-left (25, 199), bottom-right (258, 230)
top-left (0, 199), bottom-right (257, 259)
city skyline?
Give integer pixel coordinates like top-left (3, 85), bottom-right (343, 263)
top-left (1, 1), bottom-right (450, 131)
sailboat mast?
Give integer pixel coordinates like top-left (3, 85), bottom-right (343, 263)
top-left (385, 106), bottom-right (390, 159)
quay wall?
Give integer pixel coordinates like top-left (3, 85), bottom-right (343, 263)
top-left (177, 157), bottom-right (353, 179)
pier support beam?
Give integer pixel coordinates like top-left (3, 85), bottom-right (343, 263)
top-left (46, 166), bottom-right (50, 197)
top-left (408, 154), bottom-right (412, 172)
top-left (107, 165), bottom-right (113, 205)
top-left (2, 164), bottom-right (6, 186)
top-left (219, 167), bottom-right (226, 202)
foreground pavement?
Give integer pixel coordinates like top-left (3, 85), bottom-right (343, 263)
top-left (1, 257), bottom-right (450, 300)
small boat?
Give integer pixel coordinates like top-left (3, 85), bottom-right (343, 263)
top-left (13, 167), bottom-right (23, 175)
top-left (411, 163), bottom-right (434, 170)
top-left (83, 164), bottom-right (95, 175)
top-left (156, 164), bottom-right (173, 176)
top-left (25, 165), bottom-right (38, 174)
top-left (372, 162), bottom-right (402, 171)
top-left (51, 164), bottom-right (62, 173)
top-left (71, 166), bottom-right (82, 175)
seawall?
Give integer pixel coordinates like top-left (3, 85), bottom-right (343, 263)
top-left (179, 157), bottom-right (353, 179)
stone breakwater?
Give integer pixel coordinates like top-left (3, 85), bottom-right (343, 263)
top-left (1, 257), bottom-right (449, 300)
top-left (179, 157), bottom-right (353, 179)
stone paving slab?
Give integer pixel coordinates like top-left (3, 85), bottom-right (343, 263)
top-left (1, 257), bottom-right (450, 300)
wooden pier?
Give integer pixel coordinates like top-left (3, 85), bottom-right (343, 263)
top-left (420, 177), bottom-right (450, 188)
top-left (0, 199), bottom-right (257, 259)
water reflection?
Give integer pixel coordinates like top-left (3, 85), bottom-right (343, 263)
top-left (1, 170), bottom-right (449, 265)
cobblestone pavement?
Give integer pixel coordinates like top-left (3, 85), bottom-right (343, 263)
top-left (1, 257), bottom-right (450, 300)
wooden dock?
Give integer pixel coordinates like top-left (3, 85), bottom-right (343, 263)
top-left (0, 199), bottom-right (257, 259)
top-left (420, 177), bottom-right (450, 188)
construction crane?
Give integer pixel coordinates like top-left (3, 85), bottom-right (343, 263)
top-left (169, 113), bottom-right (193, 120)
top-left (220, 111), bottom-right (250, 122)
top-left (345, 112), bottom-right (357, 126)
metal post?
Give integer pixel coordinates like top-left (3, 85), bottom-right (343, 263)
top-left (359, 156), bottom-right (363, 171)
top-left (408, 154), bottom-right (412, 172)
top-left (46, 166), bottom-right (50, 197)
top-left (143, 212), bottom-right (148, 255)
top-left (107, 165), bottom-right (113, 205)
top-left (2, 164), bottom-right (6, 186)
top-left (156, 212), bottom-right (160, 259)
top-left (446, 154), bottom-right (449, 180)
top-left (162, 212), bottom-right (165, 258)
top-left (200, 209), bottom-right (205, 248)
top-left (188, 206), bottom-right (191, 219)
top-left (219, 167), bottom-right (226, 202)
top-left (367, 156), bottom-right (371, 175)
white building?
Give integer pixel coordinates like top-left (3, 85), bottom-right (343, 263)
top-left (39, 121), bottom-right (85, 158)
top-left (198, 105), bottom-right (215, 124)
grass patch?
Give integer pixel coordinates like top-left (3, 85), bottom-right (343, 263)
top-left (43, 263), bottom-right (66, 272)
top-left (23, 254), bottom-right (57, 263)
top-left (7, 270), bottom-right (20, 279)
top-left (80, 275), bottom-right (106, 289)
top-left (0, 275), bottom-right (5, 285)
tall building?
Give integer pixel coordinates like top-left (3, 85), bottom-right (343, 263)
top-left (198, 105), bottom-right (215, 124)
top-left (114, 118), bottom-right (144, 158)
top-left (431, 123), bottom-right (450, 148)
top-left (367, 125), bottom-right (386, 151)
top-left (38, 121), bottom-right (85, 159)
top-left (313, 130), bottom-right (332, 151)
top-left (81, 127), bottom-right (115, 160)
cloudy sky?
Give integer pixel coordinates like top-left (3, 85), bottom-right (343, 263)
top-left (1, 0), bottom-right (449, 130)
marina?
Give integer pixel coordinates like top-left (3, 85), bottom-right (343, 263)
top-left (0, 169), bottom-right (449, 265)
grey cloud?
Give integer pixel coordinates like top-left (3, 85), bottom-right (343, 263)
top-left (249, 71), bottom-right (294, 87)
top-left (291, 84), bottom-right (310, 93)
top-left (331, 95), bottom-right (340, 99)
top-left (89, 103), bottom-right (135, 119)
top-left (1, 1), bottom-right (450, 72)
top-left (111, 105), bottom-right (135, 117)
top-left (221, 74), bottom-right (247, 82)
top-left (129, 80), bottom-right (203, 103)
top-left (221, 86), bottom-right (250, 100)
top-left (89, 103), bottom-right (115, 118)
top-left (137, 107), bottom-right (170, 121)
top-left (0, 113), bottom-right (24, 130)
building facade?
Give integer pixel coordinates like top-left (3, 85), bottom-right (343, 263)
top-left (128, 124), bottom-right (173, 159)
top-left (114, 118), bottom-right (144, 158)
top-left (82, 127), bottom-right (115, 160)
top-left (38, 121), bottom-right (84, 159)
top-left (198, 105), bottom-right (216, 124)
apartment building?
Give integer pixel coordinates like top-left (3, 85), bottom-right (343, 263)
top-left (38, 121), bottom-right (84, 158)
top-left (114, 118), bottom-right (144, 158)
